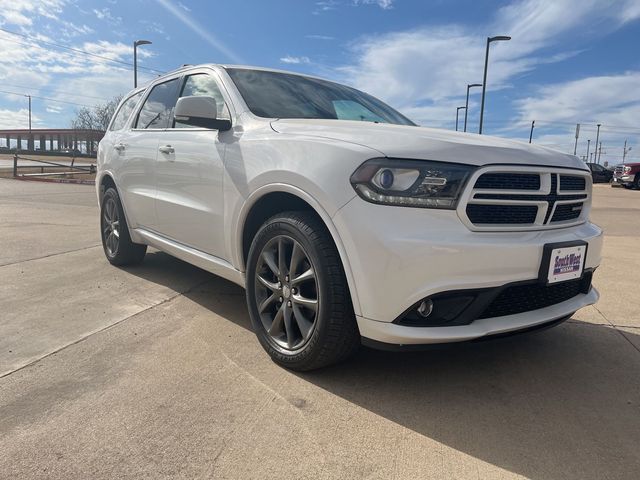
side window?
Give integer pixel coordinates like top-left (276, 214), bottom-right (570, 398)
top-left (135, 78), bottom-right (180, 129)
top-left (110, 91), bottom-right (143, 131)
top-left (174, 74), bottom-right (230, 129)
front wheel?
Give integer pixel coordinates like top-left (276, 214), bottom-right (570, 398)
top-left (246, 211), bottom-right (359, 371)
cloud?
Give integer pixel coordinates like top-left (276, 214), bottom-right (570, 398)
top-left (305, 34), bottom-right (335, 40)
top-left (155, 0), bottom-right (243, 63)
top-left (0, 108), bottom-right (39, 129)
top-left (92, 7), bottom-right (122, 25)
top-left (314, 0), bottom-right (393, 14)
top-left (280, 55), bottom-right (311, 64)
top-left (178, 2), bottom-right (191, 12)
top-left (140, 20), bottom-right (166, 35)
top-left (333, 0), bottom-right (640, 126)
top-left (0, 0), bottom-right (67, 26)
top-left (313, 1), bottom-right (339, 14)
top-left (515, 72), bottom-right (640, 127)
top-left (352, 0), bottom-right (393, 9)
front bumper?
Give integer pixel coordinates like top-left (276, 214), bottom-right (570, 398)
top-left (356, 288), bottom-right (598, 345)
top-left (613, 175), bottom-right (633, 185)
top-left (332, 197), bottom-right (603, 341)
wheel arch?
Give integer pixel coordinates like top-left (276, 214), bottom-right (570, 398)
top-left (236, 185), bottom-right (362, 316)
top-left (98, 172), bottom-right (117, 203)
top-left (97, 172), bottom-right (143, 244)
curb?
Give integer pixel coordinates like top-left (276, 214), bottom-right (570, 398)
top-left (13, 176), bottom-right (95, 186)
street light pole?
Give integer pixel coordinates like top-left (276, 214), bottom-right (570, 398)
top-left (594, 123), bottom-right (601, 164)
top-left (586, 139), bottom-right (591, 161)
top-left (529, 120), bottom-right (535, 143)
top-left (133, 39), bottom-right (152, 88)
top-left (464, 83), bottom-right (482, 132)
top-left (24, 94), bottom-right (32, 151)
top-left (455, 106), bottom-right (466, 131)
top-left (478, 35), bottom-right (511, 135)
top-left (623, 140), bottom-right (632, 162)
top-left (598, 141), bottom-right (602, 163)
top-left (573, 123), bottom-right (580, 155)
top-left (27, 95), bottom-right (31, 132)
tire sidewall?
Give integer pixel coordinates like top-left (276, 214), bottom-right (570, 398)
top-left (246, 216), bottom-right (335, 364)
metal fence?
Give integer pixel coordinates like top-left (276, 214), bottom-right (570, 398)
top-left (12, 154), bottom-right (96, 184)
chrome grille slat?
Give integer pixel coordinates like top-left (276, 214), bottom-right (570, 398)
top-left (458, 167), bottom-right (591, 231)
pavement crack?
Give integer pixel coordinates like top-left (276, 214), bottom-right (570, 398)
top-left (0, 278), bottom-right (211, 379)
top-left (0, 244), bottom-right (102, 268)
top-left (591, 304), bottom-right (640, 356)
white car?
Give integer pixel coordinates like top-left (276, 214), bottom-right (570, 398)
top-left (97, 64), bottom-right (602, 370)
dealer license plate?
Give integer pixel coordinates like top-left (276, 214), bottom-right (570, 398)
top-left (546, 245), bottom-right (586, 284)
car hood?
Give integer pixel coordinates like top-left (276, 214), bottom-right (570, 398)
top-left (271, 119), bottom-right (587, 170)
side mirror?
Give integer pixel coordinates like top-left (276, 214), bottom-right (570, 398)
top-left (174, 95), bottom-right (232, 131)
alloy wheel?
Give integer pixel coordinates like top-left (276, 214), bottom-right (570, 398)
top-left (102, 197), bottom-right (120, 257)
top-left (254, 235), bottom-right (319, 350)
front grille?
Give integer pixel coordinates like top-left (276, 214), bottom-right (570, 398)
top-left (560, 176), bottom-right (586, 190)
top-left (462, 169), bottom-right (590, 230)
top-left (478, 276), bottom-right (590, 319)
top-left (615, 166), bottom-right (624, 175)
top-left (551, 203), bottom-right (583, 222)
top-left (475, 173), bottom-right (540, 190)
top-left (466, 204), bottom-right (538, 224)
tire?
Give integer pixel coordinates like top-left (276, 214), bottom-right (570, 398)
top-left (246, 211), bottom-right (360, 371)
top-left (634, 175), bottom-right (640, 190)
top-left (100, 187), bottom-right (147, 266)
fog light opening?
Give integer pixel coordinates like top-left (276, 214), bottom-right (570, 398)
top-left (417, 299), bottom-right (434, 318)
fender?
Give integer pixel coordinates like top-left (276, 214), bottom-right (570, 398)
top-left (96, 171), bottom-right (145, 245)
top-left (234, 183), bottom-right (362, 316)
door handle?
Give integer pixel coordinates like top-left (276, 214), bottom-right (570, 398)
top-left (114, 143), bottom-right (126, 152)
top-left (158, 145), bottom-right (175, 154)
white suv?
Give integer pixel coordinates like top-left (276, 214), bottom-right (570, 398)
top-left (97, 64), bottom-right (602, 370)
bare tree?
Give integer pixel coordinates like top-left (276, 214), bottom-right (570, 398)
top-left (70, 95), bottom-right (123, 131)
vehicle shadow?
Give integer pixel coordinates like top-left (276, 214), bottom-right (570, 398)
top-left (123, 250), bottom-right (640, 480)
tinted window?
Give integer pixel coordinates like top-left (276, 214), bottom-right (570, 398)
top-left (135, 78), bottom-right (180, 129)
top-left (226, 68), bottom-right (415, 126)
top-left (110, 91), bottom-right (143, 131)
top-left (175, 74), bottom-right (230, 129)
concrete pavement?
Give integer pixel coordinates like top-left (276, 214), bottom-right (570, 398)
top-left (1, 179), bottom-right (639, 479)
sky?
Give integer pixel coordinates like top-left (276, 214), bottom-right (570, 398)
top-left (0, 0), bottom-right (639, 163)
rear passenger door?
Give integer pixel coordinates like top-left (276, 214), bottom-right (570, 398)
top-left (119, 78), bottom-right (180, 230)
top-left (154, 71), bottom-right (231, 259)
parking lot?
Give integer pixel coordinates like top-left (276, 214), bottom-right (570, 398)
top-left (1, 178), bottom-right (639, 479)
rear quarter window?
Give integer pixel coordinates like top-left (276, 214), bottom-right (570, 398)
top-left (109, 91), bottom-right (143, 131)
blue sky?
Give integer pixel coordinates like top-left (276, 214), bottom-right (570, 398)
top-left (0, 0), bottom-right (639, 163)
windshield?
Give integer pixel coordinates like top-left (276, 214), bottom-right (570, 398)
top-left (226, 68), bottom-right (416, 126)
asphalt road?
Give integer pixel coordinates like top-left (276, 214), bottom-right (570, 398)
top-left (1, 179), bottom-right (639, 479)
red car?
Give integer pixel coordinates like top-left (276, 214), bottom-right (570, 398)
top-left (613, 163), bottom-right (640, 189)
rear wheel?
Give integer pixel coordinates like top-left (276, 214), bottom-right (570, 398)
top-left (246, 211), bottom-right (359, 371)
top-left (100, 187), bottom-right (146, 265)
top-left (634, 175), bottom-right (640, 189)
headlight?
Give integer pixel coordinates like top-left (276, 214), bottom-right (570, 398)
top-left (350, 158), bottom-right (475, 209)
top-left (624, 166), bottom-right (632, 173)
